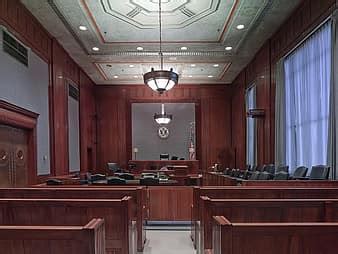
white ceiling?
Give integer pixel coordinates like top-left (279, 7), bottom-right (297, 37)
top-left (21, 0), bottom-right (301, 85)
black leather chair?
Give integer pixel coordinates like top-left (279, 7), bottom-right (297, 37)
top-left (264, 164), bottom-right (276, 175)
top-left (249, 171), bottom-right (260, 180)
top-left (258, 171), bottom-right (272, 180)
top-left (273, 171), bottom-right (289, 180)
top-left (160, 154), bottom-right (169, 160)
top-left (140, 177), bottom-right (159, 185)
top-left (171, 156), bottom-right (178, 160)
top-left (46, 179), bottom-right (63, 185)
top-left (309, 165), bottom-right (330, 180)
top-left (291, 166), bottom-right (308, 179)
top-left (116, 173), bottom-right (135, 180)
top-left (276, 165), bottom-right (289, 173)
top-left (107, 162), bottom-right (120, 172)
top-left (91, 174), bottom-right (106, 182)
top-left (107, 177), bottom-right (126, 185)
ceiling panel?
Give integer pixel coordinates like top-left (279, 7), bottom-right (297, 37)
top-left (21, 0), bottom-right (301, 85)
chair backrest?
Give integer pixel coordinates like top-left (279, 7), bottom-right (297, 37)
top-left (264, 164), bottom-right (275, 175)
top-left (140, 178), bottom-right (159, 185)
top-left (293, 166), bottom-right (308, 178)
top-left (116, 173), bottom-right (134, 180)
top-left (273, 171), bottom-right (289, 180)
top-left (107, 162), bottom-right (119, 172)
top-left (171, 156), bottom-right (178, 160)
top-left (160, 154), bottom-right (169, 160)
top-left (91, 174), bottom-right (106, 182)
top-left (256, 165), bottom-right (266, 172)
top-left (107, 177), bottom-right (126, 185)
top-left (249, 171), bottom-right (260, 180)
top-left (258, 171), bottom-right (271, 180)
top-left (276, 165), bottom-right (289, 173)
top-left (310, 165), bottom-right (330, 180)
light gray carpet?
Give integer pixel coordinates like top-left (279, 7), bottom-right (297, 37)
top-left (142, 230), bottom-right (196, 254)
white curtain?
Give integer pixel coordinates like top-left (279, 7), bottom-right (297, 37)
top-left (284, 21), bottom-right (332, 172)
top-left (246, 85), bottom-right (257, 166)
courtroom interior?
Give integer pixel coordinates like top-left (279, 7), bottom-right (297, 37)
top-left (1, 0), bottom-right (338, 253)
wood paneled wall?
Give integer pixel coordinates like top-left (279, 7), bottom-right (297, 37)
top-left (79, 71), bottom-right (97, 172)
top-left (95, 85), bottom-right (233, 172)
top-left (0, 0), bottom-right (96, 178)
top-left (230, 0), bottom-right (336, 167)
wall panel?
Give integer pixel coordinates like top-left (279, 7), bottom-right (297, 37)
top-left (95, 85), bottom-right (232, 172)
top-left (231, 0), bottom-right (335, 167)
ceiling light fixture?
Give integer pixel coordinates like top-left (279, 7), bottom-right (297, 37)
top-left (154, 104), bottom-right (172, 125)
top-left (129, 65), bottom-right (134, 68)
top-left (225, 46), bottom-right (232, 51)
top-left (208, 75), bottom-right (213, 78)
top-left (213, 64), bottom-right (219, 67)
top-left (79, 25), bottom-right (87, 31)
top-left (181, 46), bottom-right (188, 50)
top-left (236, 24), bottom-right (245, 30)
top-left (143, 0), bottom-right (179, 94)
top-left (113, 75), bottom-right (119, 79)
top-left (190, 64), bottom-right (196, 67)
top-left (137, 46), bottom-right (144, 51)
top-left (92, 47), bottom-right (99, 51)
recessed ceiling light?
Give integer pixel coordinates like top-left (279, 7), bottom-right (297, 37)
top-left (213, 64), bottom-right (219, 67)
top-left (189, 75), bottom-right (193, 78)
top-left (134, 75), bottom-right (138, 78)
top-left (79, 25), bottom-right (87, 31)
top-left (92, 47), bottom-right (99, 51)
top-left (137, 46), bottom-right (143, 51)
top-left (225, 46), bottom-right (232, 51)
top-left (236, 24), bottom-right (245, 30)
top-left (208, 75), bottom-right (213, 78)
top-left (113, 75), bottom-right (118, 79)
top-left (181, 46), bottom-right (188, 50)
top-left (191, 64), bottom-right (196, 67)
top-left (129, 65), bottom-right (134, 68)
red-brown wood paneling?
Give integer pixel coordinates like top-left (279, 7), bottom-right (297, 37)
top-left (231, 72), bottom-right (246, 169)
top-left (95, 85), bottom-right (232, 172)
top-left (79, 71), bottom-right (97, 172)
top-left (230, 0), bottom-right (335, 167)
top-left (0, 0), bottom-right (52, 63)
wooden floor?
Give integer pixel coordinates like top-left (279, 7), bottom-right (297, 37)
top-left (143, 229), bottom-right (195, 254)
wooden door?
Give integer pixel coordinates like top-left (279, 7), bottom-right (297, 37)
top-left (0, 125), bottom-right (12, 187)
top-left (0, 124), bottom-right (28, 187)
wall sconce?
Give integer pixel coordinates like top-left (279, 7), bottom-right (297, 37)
top-left (133, 147), bottom-right (139, 160)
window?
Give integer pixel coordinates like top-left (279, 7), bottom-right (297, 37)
top-left (284, 21), bottom-right (331, 171)
top-left (246, 85), bottom-right (257, 166)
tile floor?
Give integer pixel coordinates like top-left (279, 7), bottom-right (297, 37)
top-left (142, 230), bottom-right (196, 254)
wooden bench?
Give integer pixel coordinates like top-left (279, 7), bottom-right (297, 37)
top-left (0, 187), bottom-right (146, 252)
top-left (198, 197), bottom-right (338, 254)
top-left (212, 216), bottom-right (338, 254)
top-left (0, 218), bottom-right (105, 254)
top-left (192, 186), bottom-right (338, 247)
top-left (0, 197), bottom-right (134, 254)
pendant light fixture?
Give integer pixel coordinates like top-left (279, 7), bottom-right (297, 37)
top-left (154, 104), bottom-right (172, 124)
top-left (143, 0), bottom-right (179, 94)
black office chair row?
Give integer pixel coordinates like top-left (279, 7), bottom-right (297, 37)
top-left (223, 164), bottom-right (330, 181)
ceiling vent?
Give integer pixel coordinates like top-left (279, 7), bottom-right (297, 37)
top-left (2, 30), bottom-right (28, 66)
top-left (68, 83), bottom-right (79, 101)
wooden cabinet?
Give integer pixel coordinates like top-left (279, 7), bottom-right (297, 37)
top-left (0, 124), bottom-right (28, 187)
top-left (147, 186), bottom-right (193, 221)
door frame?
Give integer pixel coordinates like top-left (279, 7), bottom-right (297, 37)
top-left (0, 100), bottom-right (38, 185)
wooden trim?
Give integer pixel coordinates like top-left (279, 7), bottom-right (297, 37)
top-left (0, 100), bottom-right (38, 185)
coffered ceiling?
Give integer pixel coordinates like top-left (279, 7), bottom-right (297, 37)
top-left (21, 0), bottom-right (301, 85)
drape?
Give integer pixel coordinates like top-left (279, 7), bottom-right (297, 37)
top-left (246, 85), bottom-right (257, 166)
top-left (284, 21), bottom-right (332, 173)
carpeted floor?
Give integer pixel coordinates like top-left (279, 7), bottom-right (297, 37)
top-left (142, 229), bottom-right (196, 254)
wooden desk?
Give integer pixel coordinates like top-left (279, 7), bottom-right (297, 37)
top-left (129, 160), bottom-right (200, 174)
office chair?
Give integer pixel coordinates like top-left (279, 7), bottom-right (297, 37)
top-left (171, 156), bottom-right (178, 160)
top-left (179, 158), bottom-right (185, 160)
top-left (290, 166), bottom-right (308, 179)
top-left (90, 174), bottom-right (106, 182)
top-left (276, 165), bottom-right (289, 173)
top-left (249, 171), bottom-right (260, 180)
top-left (46, 179), bottom-right (63, 185)
top-left (107, 162), bottom-right (120, 172)
top-left (264, 164), bottom-right (276, 175)
top-left (107, 177), bottom-right (126, 185)
top-left (140, 177), bottom-right (159, 185)
top-left (160, 154), bottom-right (169, 160)
top-left (273, 171), bottom-right (289, 180)
top-left (258, 171), bottom-right (272, 180)
top-left (116, 173), bottom-right (135, 180)
top-left (309, 165), bottom-right (330, 180)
